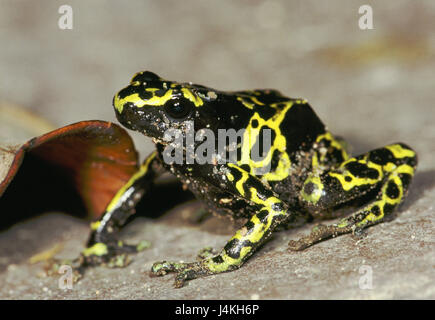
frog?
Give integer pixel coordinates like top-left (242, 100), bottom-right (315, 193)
top-left (78, 71), bottom-right (417, 288)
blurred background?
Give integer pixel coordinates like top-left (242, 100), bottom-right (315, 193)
top-left (1, 0), bottom-right (434, 299)
top-left (1, 0), bottom-right (434, 158)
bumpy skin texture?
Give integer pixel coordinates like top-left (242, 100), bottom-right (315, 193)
top-left (81, 71), bottom-right (417, 288)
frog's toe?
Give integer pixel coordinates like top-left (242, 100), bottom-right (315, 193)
top-left (44, 257), bottom-right (81, 278)
top-left (150, 261), bottom-right (188, 276)
top-left (151, 260), bottom-right (209, 288)
top-left (173, 268), bottom-right (201, 288)
top-left (82, 240), bottom-right (151, 268)
top-left (42, 256), bottom-right (87, 285)
top-left (196, 246), bottom-right (218, 260)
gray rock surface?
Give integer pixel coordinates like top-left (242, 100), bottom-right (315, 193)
top-left (0, 0), bottom-right (434, 299)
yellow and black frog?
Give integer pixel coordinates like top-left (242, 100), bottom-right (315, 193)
top-left (80, 71), bottom-right (417, 288)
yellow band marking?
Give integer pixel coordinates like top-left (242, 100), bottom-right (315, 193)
top-left (237, 96), bottom-right (254, 109)
top-left (301, 175), bottom-right (325, 204)
top-left (90, 221), bottom-right (101, 231)
top-left (250, 97), bottom-right (265, 106)
top-left (328, 159), bottom-right (383, 192)
top-left (114, 90), bottom-right (173, 113)
top-left (386, 144), bottom-right (415, 159)
top-left (206, 246), bottom-right (252, 272)
top-left (228, 163), bottom-right (250, 197)
top-left (83, 243), bottom-right (108, 257)
top-left (106, 151), bottom-right (157, 212)
top-left (239, 101), bottom-right (294, 181)
top-left (181, 88), bottom-right (203, 107)
top-left (314, 132), bottom-right (349, 165)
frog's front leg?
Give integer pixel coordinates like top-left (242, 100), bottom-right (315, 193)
top-left (290, 143), bottom-right (417, 250)
top-left (151, 163), bottom-right (290, 288)
top-left (78, 151), bottom-right (164, 271)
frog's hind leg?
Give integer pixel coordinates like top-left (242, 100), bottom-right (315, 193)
top-left (291, 143), bottom-right (417, 251)
top-left (151, 163), bottom-right (290, 288)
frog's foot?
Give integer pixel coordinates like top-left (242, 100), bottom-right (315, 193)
top-left (43, 257), bottom-right (83, 282)
top-left (45, 240), bottom-right (151, 281)
top-left (288, 224), bottom-right (352, 251)
top-left (81, 240), bottom-right (151, 268)
top-left (150, 260), bottom-right (214, 288)
top-left (196, 246), bottom-right (218, 260)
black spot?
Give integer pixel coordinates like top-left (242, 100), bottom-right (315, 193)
top-left (251, 119), bottom-right (259, 128)
top-left (409, 157), bottom-right (418, 168)
top-left (399, 173), bottom-right (412, 189)
top-left (117, 85), bottom-right (153, 101)
top-left (345, 161), bottom-right (379, 180)
top-left (256, 210), bottom-right (269, 223)
top-left (224, 239), bottom-right (253, 259)
top-left (247, 176), bottom-right (274, 199)
top-left (386, 181), bottom-right (400, 199)
top-left (253, 104), bottom-right (277, 120)
top-left (245, 221), bottom-right (255, 232)
top-left (304, 182), bottom-right (315, 195)
top-left (212, 255), bottom-right (224, 264)
top-left (319, 138), bottom-right (331, 148)
top-left (230, 167), bottom-right (243, 182)
top-left (345, 176), bottom-right (352, 182)
top-left (269, 149), bottom-right (281, 174)
top-left (371, 205), bottom-right (381, 216)
top-left (154, 89), bottom-right (168, 97)
top-left (240, 164), bottom-right (251, 172)
top-left (331, 148), bottom-right (346, 163)
top-left (224, 239), bottom-right (239, 257)
top-left (368, 148), bottom-right (393, 165)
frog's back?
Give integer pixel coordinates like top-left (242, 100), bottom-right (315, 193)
top-left (204, 89), bottom-right (326, 183)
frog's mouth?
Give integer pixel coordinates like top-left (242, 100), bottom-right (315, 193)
top-left (137, 120), bottom-right (172, 145)
top-left (135, 121), bottom-right (174, 147)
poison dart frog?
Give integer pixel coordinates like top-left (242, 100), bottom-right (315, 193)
top-left (77, 71), bottom-right (417, 288)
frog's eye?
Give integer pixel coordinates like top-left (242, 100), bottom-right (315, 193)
top-left (164, 100), bottom-right (193, 120)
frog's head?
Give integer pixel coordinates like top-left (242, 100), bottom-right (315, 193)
top-left (113, 71), bottom-right (218, 144)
